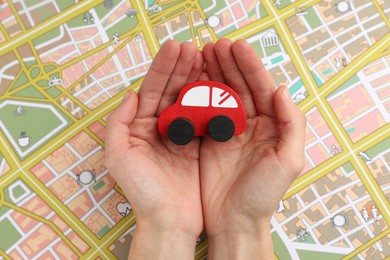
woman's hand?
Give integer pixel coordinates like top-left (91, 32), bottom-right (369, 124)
top-left (199, 39), bottom-right (306, 259)
top-left (105, 40), bottom-right (204, 259)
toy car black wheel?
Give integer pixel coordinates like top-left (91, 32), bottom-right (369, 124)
top-left (168, 118), bottom-right (194, 145)
top-left (208, 115), bottom-right (235, 142)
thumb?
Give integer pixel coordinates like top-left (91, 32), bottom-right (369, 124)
top-left (108, 90), bottom-right (138, 126)
top-left (273, 86), bottom-right (307, 174)
top-left (105, 90), bottom-right (138, 161)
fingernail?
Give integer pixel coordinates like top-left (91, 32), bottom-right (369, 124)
top-left (282, 86), bottom-right (292, 101)
top-left (123, 90), bottom-right (131, 101)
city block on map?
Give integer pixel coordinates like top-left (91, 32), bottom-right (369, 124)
top-left (0, 0), bottom-right (389, 259)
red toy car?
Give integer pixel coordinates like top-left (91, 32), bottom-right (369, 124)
top-left (158, 80), bottom-right (247, 145)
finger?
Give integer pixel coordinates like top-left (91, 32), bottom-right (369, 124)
top-left (156, 42), bottom-right (198, 115)
top-left (199, 71), bottom-right (210, 81)
top-left (199, 63), bottom-right (210, 80)
top-left (214, 38), bottom-right (257, 117)
top-left (232, 39), bottom-right (277, 117)
top-left (136, 40), bottom-right (180, 118)
top-left (186, 50), bottom-right (204, 83)
top-left (274, 86), bottom-right (307, 175)
top-left (202, 42), bottom-right (226, 83)
top-left (106, 90), bottom-right (138, 161)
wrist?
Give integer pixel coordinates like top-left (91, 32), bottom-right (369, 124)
top-left (207, 220), bottom-right (273, 260)
top-left (129, 225), bottom-right (198, 260)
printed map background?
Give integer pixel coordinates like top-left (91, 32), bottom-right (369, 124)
top-left (0, 0), bottom-right (389, 259)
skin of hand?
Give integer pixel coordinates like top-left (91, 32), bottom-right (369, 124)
top-left (105, 40), bottom-right (205, 259)
top-left (199, 39), bottom-right (307, 259)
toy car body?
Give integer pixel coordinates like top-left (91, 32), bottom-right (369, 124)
top-left (158, 80), bottom-right (246, 145)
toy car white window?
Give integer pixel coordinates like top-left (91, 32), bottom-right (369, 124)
top-left (181, 86), bottom-right (210, 107)
top-left (212, 87), bottom-right (238, 108)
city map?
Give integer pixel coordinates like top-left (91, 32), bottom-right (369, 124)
top-left (0, 0), bottom-right (389, 259)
